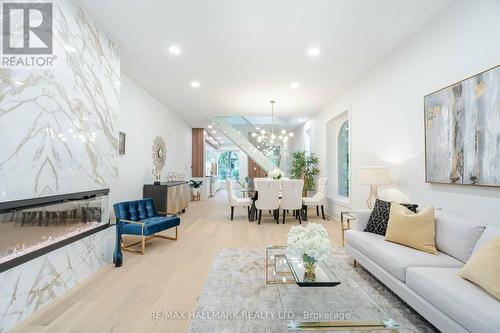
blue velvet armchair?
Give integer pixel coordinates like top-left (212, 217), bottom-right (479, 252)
top-left (113, 198), bottom-right (180, 266)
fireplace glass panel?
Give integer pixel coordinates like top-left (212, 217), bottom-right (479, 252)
top-left (0, 195), bottom-right (109, 265)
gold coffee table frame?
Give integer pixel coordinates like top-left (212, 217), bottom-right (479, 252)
top-left (288, 319), bottom-right (399, 332)
top-left (265, 246), bottom-right (295, 285)
top-left (266, 246), bottom-right (399, 332)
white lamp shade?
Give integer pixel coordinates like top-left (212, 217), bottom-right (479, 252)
top-left (359, 166), bottom-right (391, 185)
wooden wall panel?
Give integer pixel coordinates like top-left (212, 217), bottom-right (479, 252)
top-left (248, 157), bottom-right (267, 178)
top-left (192, 128), bottom-right (205, 177)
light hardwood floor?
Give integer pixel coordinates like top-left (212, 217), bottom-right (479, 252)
top-left (13, 191), bottom-right (343, 333)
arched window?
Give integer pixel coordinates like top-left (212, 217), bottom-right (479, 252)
top-left (337, 121), bottom-right (349, 197)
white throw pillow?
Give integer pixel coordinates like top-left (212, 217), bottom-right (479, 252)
top-left (471, 224), bottom-right (500, 255)
top-left (434, 210), bottom-right (485, 263)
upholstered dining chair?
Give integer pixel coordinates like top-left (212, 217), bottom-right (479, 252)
top-left (254, 179), bottom-right (281, 224)
top-left (302, 177), bottom-right (327, 220)
top-left (280, 179), bottom-right (304, 224)
top-left (226, 179), bottom-right (251, 220)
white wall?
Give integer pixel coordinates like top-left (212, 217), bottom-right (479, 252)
top-left (292, 0), bottom-right (500, 225)
top-left (110, 74), bottom-right (192, 205)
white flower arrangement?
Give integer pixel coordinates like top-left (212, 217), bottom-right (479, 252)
top-left (268, 168), bottom-right (284, 180)
top-left (287, 223), bottom-right (331, 261)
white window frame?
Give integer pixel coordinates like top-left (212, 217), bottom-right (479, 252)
top-left (326, 111), bottom-right (350, 207)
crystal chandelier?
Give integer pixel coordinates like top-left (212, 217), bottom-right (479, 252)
top-left (250, 101), bottom-right (294, 152)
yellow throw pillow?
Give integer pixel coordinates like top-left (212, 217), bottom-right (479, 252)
top-left (458, 236), bottom-right (500, 301)
top-left (385, 203), bottom-right (437, 254)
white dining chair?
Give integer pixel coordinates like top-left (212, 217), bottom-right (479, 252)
top-left (280, 179), bottom-right (304, 224)
top-left (254, 179), bottom-right (281, 224)
top-left (226, 179), bottom-right (251, 221)
top-left (302, 177), bottom-right (327, 220)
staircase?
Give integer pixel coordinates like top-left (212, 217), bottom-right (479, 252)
top-left (211, 116), bottom-right (276, 174)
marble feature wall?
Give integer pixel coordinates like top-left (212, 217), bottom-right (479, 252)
top-left (0, 227), bottom-right (115, 333)
top-left (0, 0), bottom-right (120, 202)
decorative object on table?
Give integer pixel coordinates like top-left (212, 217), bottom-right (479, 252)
top-left (289, 150), bottom-right (320, 195)
top-left (113, 198), bottom-right (180, 265)
top-left (118, 132), bottom-right (126, 155)
top-left (189, 179), bottom-right (203, 200)
top-left (364, 199), bottom-right (418, 236)
top-left (425, 65), bottom-right (500, 187)
top-left (287, 223), bottom-right (332, 282)
top-left (151, 136), bottom-right (167, 185)
top-left (359, 166), bottom-right (391, 208)
top-left (268, 168), bottom-right (284, 180)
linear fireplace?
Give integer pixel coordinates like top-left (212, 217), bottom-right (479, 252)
top-left (0, 189), bottom-right (110, 272)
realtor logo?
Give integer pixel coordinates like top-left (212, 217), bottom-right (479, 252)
top-left (2, 2), bottom-right (53, 54)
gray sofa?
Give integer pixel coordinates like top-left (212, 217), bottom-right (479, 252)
top-left (345, 209), bottom-right (500, 333)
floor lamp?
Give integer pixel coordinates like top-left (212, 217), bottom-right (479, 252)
top-left (359, 166), bottom-right (391, 209)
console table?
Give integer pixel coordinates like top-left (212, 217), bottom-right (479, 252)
top-left (143, 182), bottom-right (190, 215)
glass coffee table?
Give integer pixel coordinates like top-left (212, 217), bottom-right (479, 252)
top-left (266, 246), bottom-right (340, 287)
top-left (266, 246), bottom-right (400, 332)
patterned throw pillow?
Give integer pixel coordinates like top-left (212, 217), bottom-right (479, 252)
top-left (364, 199), bottom-right (418, 236)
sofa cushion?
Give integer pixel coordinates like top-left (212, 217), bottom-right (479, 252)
top-left (385, 204), bottom-right (437, 254)
top-left (406, 267), bottom-right (500, 333)
top-left (459, 236), bottom-right (500, 301)
top-left (472, 224), bottom-right (500, 255)
top-left (121, 216), bottom-right (180, 236)
top-left (434, 210), bottom-right (485, 262)
top-left (345, 230), bottom-right (462, 281)
top-left (364, 199), bottom-right (418, 236)
top-left (113, 198), bottom-right (157, 221)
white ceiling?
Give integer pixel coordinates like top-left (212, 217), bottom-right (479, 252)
top-left (78, 0), bottom-right (454, 128)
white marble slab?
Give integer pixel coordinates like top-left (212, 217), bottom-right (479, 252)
top-left (0, 226), bottom-right (115, 333)
top-left (0, 0), bottom-right (120, 202)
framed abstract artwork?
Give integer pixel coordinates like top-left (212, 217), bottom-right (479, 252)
top-left (424, 65), bottom-right (500, 187)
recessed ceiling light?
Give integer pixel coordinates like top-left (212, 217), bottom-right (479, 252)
top-left (216, 136), bottom-right (221, 139)
top-left (168, 45), bottom-right (181, 55)
top-left (190, 81), bottom-right (200, 88)
top-left (290, 82), bottom-right (300, 89)
top-left (212, 130), bottom-right (216, 134)
top-left (14, 81), bottom-right (24, 86)
top-left (307, 47), bottom-right (320, 57)
top-left (207, 125), bottom-right (213, 129)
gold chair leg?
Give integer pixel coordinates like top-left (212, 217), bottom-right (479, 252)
top-left (121, 227), bottom-right (178, 255)
top-left (155, 226), bottom-right (178, 241)
top-left (353, 259), bottom-right (358, 268)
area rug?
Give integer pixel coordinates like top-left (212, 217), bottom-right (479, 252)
top-left (188, 247), bottom-right (437, 333)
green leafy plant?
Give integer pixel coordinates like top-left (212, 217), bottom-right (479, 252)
top-left (289, 151), bottom-right (320, 192)
top-left (189, 180), bottom-right (203, 188)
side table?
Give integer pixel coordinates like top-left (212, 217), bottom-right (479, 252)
top-left (340, 211), bottom-right (357, 246)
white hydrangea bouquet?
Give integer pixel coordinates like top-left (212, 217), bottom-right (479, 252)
top-left (287, 223), bottom-right (331, 280)
top-left (268, 168), bottom-right (284, 180)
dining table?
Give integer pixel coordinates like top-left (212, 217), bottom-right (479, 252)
top-left (240, 188), bottom-right (308, 222)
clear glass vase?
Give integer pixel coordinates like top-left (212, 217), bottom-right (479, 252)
top-left (302, 253), bottom-right (317, 281)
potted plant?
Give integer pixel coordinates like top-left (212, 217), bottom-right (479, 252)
top-left (289, 151), bottom-right (320, 195)
top-left (189, 180), bottom-right (203, 198)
